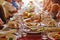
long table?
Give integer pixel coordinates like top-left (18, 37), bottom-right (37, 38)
top-left (17, 34), bottom-right (51, 40)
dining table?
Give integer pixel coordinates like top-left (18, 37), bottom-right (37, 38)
top-left (17, 34), bottom-right (51, 40)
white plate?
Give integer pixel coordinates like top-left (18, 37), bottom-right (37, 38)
top-left (23, 29), bottom-right (42, 34)
top-left (25, 31), bottom-right (42, 34)
top-left (48, 32), bottom-right (58, 40)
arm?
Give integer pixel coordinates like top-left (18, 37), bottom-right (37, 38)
top-left (4, 4), bottom-right (17, 13)
top-left (8, 6), bottom-right (17, 13)
top-left (56, 11), bottom-right (60, 19)
top-left (43, 0), bottom-right (51, 11)
top-left (0, 18), bottom-right (4, 26)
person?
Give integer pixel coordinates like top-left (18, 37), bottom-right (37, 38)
top-left (0, 4), bottom-right (6, 23)
top-left (12, 0), bottom-right (18, 9)
top-left (15, 0), bottom-right (23, 10)
top-left (2, 0), bottom-right (17, 19)
top-left (0, 18), bottom-right (4, 26)
top-left (0, 18), bottom-right (4, 30)
top-left (49, 0), bottom-right (60, 21)
top-left (0, 4), bottom-right (4, 28)
top-left (56, 11), bottom-right (60, 21)
top-left (25, 1), bottom-right (36, 12)
top-left (43, 0), bottom-right (52, 11)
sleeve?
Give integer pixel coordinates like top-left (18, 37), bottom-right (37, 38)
top-left (56, 11), bottom-right (60, 19)
top-left (4, 3), bottom-right (17, 13)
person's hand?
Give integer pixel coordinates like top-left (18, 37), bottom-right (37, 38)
top-left (56, 11), bottom-right (60, 19)
top-left (0, 18), bottom-right (4, 26)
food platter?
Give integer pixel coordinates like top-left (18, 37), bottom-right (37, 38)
top-left (0, 28), bottom-right (17, 40)
top-left (0, 29), bottom-right (16, 37)
top-left (23, 27), bottom-right (44, 34)
top-left (48, 32), bottom-right (60, 40)
top-left (48, 32), bottom-right (55, 40)
top-left (23, 29), bottom-right (43, 34)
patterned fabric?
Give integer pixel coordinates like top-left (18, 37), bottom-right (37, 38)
top-left (2, 1), bottom-right (16, 19)
top-left (12, 0), bottom-right (18, 9)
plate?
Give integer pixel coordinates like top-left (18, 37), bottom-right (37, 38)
top-left (48, 32), bottom-right (60, 40)
top-left (24, 31), bottom-right (42, 34)
top-left (23, 29), bottom-right (43, 34)
top-left (0, 29), bottom-right (16, 35)
top-left (48, 33), bottom-right (54, 40)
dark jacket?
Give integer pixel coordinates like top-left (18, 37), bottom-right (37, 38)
top-left (0, 5), bottom-right (6, 23)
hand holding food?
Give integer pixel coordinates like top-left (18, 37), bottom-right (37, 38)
top-left (0, 18), bottom-right (4, 26)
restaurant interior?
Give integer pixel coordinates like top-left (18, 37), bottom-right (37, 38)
top-left (0, 0), bottom-right (60, 40)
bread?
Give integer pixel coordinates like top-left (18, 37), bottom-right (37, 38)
top-left (45, 27), bottom-right (60, 32)
top-left (7, 21), bottom-right (19, 28)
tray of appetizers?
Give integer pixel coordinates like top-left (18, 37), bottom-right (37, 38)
top-left (48, 32), bottom-right (60, 40)
top-left (0, 25), bottom-right (17, 40)
top-left (0, 33), bottom-right (16, 40)
top-left (23, 27), bottom-right (45, 34)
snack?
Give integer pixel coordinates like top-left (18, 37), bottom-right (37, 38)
top-left (0, 34), bottom-right (16, 40)
top-left (45, 27), bottom-right (60, 32)
top-left (7, 21), bottom-right (19, 29)
top-left (23, 12), bottom-right (34, 19)
top-left (48, 32), bottom-right (60, 40)
top-left (6, 34), bottom-right (16, 40)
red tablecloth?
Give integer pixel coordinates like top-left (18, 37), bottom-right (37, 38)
top-left (17, 34), bottom-right (51, 40)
